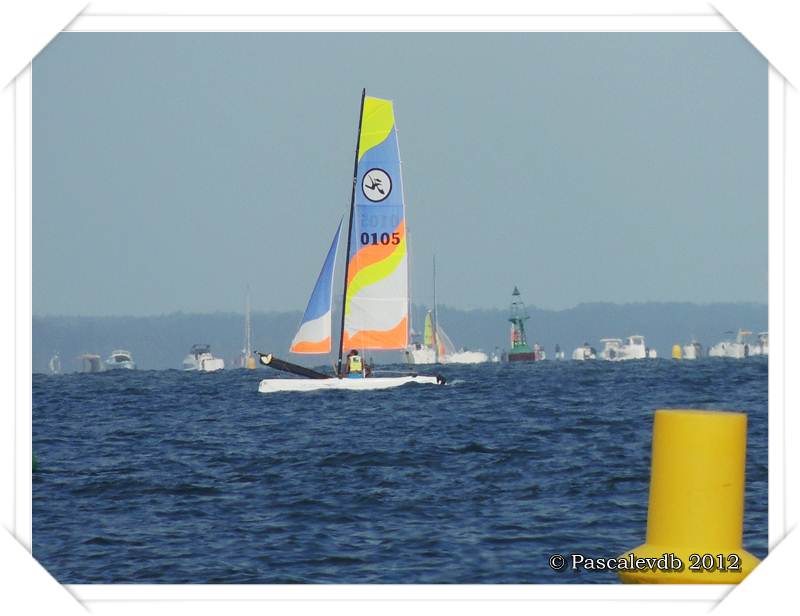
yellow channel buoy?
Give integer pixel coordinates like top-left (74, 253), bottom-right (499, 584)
top-left (618, 409), bottom-right (759, 583)
top-left (671, 344), bottom-right (682, 359)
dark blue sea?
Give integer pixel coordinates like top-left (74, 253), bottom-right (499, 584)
top-left (32, 358), bottom-right (768, 584)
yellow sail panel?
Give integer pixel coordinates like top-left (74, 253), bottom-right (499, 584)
top-left (358, 97), bottom-right (395, 161)
top-left (423, 312), bottom-right (434, 347)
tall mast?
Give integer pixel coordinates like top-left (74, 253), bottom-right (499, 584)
top-left (336, 88), bottom-right (367, 377)
top-left (244, 285), bottom-right (252, 357)
top-left (244, 284), bottom-right (257, 369)
top-left (432, 255), bottom-right (439, 364)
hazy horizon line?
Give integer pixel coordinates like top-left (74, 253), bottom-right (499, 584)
top-left (32, 299), bottom-right (769, 320)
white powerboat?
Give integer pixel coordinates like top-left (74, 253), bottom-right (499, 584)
top-left (105, 349), bottom-right (136, 370)
top-left (80, 354), bottom-right (103, 373)
top-left (682, 340), bottom-right (703, 360)
top-left (599, 338), bottom-right (623, 360)
top-left (600, 336), bottom-right (656, 361)
top-left (709, 329), bottom-right (751, 359)
top-left (750, 332), bottom-right (768, 356)
top-left (182, 344), bottom-right (225, 372)
top-left (572, 343), bottom-right (597, 360)
top-left (626, 335), bottom-right (656, 359)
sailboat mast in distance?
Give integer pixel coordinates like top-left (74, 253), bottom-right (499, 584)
top-left (244, 285), bottom-right (256, 369)
top-left (433, 255), bottom-right (439, 364)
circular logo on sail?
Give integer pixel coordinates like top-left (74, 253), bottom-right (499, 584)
top-left (362, 168), bottom-right (392, 202)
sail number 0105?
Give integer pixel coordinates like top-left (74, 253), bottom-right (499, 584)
top-left (360, 232), bottom-right (401, 246)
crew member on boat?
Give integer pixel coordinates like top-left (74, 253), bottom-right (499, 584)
top-left (344, 349), bottom-right (373, 378)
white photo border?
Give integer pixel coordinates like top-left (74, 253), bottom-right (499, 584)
top-left (8, 5), bottom-right (788, 614)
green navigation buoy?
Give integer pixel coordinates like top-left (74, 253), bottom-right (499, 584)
top-left (32, 453), bottom-right (38, 472)
top-left (507, 286), bottom-right (538, 362)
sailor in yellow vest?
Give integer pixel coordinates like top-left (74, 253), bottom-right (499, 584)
top-left (345, 349), bottom-right (365, 378)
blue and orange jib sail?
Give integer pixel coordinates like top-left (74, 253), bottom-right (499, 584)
top-left (290, 221), bottom-right (342, 353)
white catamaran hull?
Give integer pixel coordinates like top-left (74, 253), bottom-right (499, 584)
top-left (258, 375), bottom-right (440, 393)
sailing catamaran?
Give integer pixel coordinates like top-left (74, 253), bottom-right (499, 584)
top-left (257, 90), bottom-right (444, 393)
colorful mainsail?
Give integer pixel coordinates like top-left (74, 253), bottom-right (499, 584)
top-left (342, 95), bottom-right (409, 350)
top-left (290, 221), bottom-right (342, 353)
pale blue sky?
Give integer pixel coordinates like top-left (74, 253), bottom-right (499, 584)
top-left (33, 33), bottom-right (766, 316)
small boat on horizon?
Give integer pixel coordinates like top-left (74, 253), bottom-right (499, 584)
top-left (182, 344), bottom-right (225, 372)
top-left (79, 353), bottom-right (103, 373)
top-left (709, 329), bottom-right (753, 359)
top-left (572, 342), bottom-right (597, 360)
top-left (750, 332), bottom-right (769, 357)
top-left (599, 335), bottom-right (656, 361)
top-left (682, 339), bottom-right (703, 360)
top-left (105, 349), bottom-right (136, 370)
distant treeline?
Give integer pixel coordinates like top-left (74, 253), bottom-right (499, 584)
top-left (33, 302), bottom-right (768, 372)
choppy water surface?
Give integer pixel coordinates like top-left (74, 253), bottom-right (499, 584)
top-left (33, 359), bottom-right (768, 583)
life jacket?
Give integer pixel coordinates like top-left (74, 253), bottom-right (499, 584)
top-left (348, 354), bottom-right (363, 374)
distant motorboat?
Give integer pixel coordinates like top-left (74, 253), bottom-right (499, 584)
top-left (750, 332), bottom-right (768, 357)
top-left (682, 340), bottom-right (703, 360)
top-left (572, 342), bottom-right (597, 360)
top-left (599, 338), bottom-right (623, 360)
top-left (709, 329), bottom-right (751, 359)
top-left (105, 349), bottom-right (136, 370)
top-left (554, 344), bottom-right (565, 360)
top-left (80, 354), bottom-right (103, 373)
top-left (600, 336), bottom-right (656, 361)
top-left (183, 344), bottom-right (225, 372)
